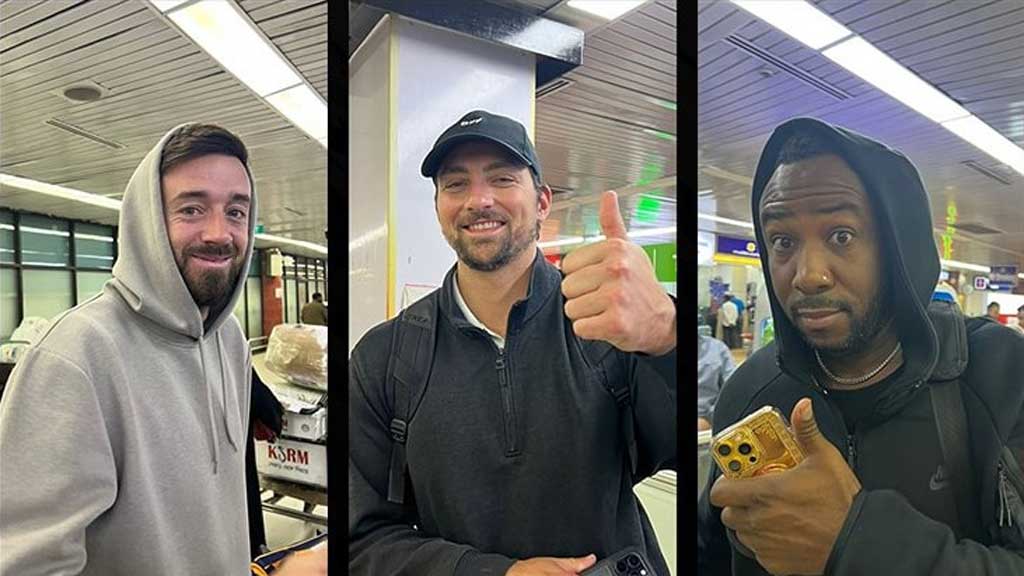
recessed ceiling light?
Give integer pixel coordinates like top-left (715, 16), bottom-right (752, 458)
top-left (697, 213), bottom-right (755, 229)
top-left (567, 0), bottom-right (645, 21)
top-left (822, 37), bottom-right (968, 124)
top-left (731, 0), bottom-right (852, 50)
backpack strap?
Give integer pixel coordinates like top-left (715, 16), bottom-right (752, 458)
top-left (580, 338), bottom-right (638, 477)
top-left (930, 378), bottom-right (984, 541)
top-left (385, 295), bottom-right (439, 505)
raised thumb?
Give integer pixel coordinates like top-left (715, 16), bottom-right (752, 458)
top-left (791, 398), bottom-right (824, 455)
top-left (599, 190), bottom-right (628, 240)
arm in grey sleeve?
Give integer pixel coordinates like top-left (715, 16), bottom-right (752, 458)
top-left (0, 348), bottom-right (117, 576)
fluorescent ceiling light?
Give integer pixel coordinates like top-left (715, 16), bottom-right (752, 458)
top-left (256, 233), bottom-right (328, 255)
top-left (731, 0), bottom-right (852, 50)
top-left (538, 236), bottom-right (585, 249)
top-left (75, 233), bottom-right (115, 242)
top-left (151, 0), bottom-right (189, 11)
top-left (266, 84), bottom-right (328, 143)
top-left (0, 173), bottom-right (123, 211)
top-left (823, 37), bottom-right (969, 124)
top-left (628, 226), bottom-right (677, 239)
top-left (161, 0), bottom-right (300, 97)
top-left (698, 213), bottom-right (755, 230)
top-left (941, 259), bottom-right (990, 274)
top-left (567, 0), bottom-right (644, 21)
top-left (940, 115), bottom-right (1024, 176)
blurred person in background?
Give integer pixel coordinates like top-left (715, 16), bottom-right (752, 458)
top-left (301, 292), bottom-right (328, 326)
top-left (698, 331), bottom-right (736, 432)
top-left (987, 301), bottom-right (1001, 321)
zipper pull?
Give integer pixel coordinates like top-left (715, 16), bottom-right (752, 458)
top-left (846, 435), bottom-right (857, 467)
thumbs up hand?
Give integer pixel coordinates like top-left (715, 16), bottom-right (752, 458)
top-left (710, 399), bottom-right (862, 575)
top-left (560, 191), bottom-right (676, 355)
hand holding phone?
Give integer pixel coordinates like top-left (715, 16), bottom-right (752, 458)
top-left (579, 547), bottom-right (654, 576)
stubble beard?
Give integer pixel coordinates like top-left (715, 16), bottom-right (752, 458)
top-left (447, 212), bottom-right (540, 272)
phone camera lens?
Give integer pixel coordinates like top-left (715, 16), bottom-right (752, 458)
top-left (627, 555), bottom-right (640, 567)
top-left (617, 560), bottom-right (628, 572)
top-left (739, 443), bottom-right (752, 455)
top-left (717, 444), bottom-right (731, 456)
top-left (728, 460), bottom-right (742, 472)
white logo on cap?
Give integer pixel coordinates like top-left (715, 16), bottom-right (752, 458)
top-left (459, 117), bottom-right (482, 127)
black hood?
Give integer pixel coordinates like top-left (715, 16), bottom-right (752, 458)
top-left (751, 118), bottom-right (941, 417)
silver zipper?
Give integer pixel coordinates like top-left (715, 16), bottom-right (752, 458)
top-left (1000, 462), bottom-right (1012, 528)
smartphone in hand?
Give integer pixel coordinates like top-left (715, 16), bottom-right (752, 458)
top-left (710, 406), bottom-right (804, 479)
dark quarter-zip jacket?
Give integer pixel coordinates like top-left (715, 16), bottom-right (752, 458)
top-left (697, 117), bottom-right (1024, 575)
top-left (350, 252), bottom-right (678, 575)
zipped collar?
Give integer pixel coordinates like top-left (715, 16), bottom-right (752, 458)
top-left (440, 249), bottom-right (560, 333)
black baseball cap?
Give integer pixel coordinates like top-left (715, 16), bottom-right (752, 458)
top-left (420, 110), bottom-right (542, 179)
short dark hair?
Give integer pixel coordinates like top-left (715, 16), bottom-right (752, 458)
top-left (312, 292), bottom-right (323, 301)
top-left (160, 124), bottom-right (248, 176)
top-left (988, 302), bottom-right (1000, 310)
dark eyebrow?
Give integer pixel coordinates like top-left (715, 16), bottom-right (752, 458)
top-left (761, 199), bottom-right (863, 225)
top-left (437, 165), bottom-right (469, 179)
top-left (172, 190), bottom-right (250, 205)
top-left (484, 161), bottom-right (521, 173)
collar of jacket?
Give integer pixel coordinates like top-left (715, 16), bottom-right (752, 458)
top-left (439, 249), bottom-right (559, 333)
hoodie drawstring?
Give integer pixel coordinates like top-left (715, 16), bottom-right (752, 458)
top-left (198, 333), bottom-right (241, 475)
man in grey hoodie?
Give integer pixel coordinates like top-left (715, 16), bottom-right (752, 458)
top-left (0, 124), bottom-right (324, 575)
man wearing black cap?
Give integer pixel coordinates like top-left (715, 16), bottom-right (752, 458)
top-left (349, 111), bottom-right (678, 575)
top-left (697, 118), bottom-right (1024, 575)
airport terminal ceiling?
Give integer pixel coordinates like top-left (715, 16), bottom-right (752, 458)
top-left (0, 0), bottom-right (327, 250)
top-left (698, 0), bottom-right (1024, 273)
top-left (350, 0), bottom-right (678, 248)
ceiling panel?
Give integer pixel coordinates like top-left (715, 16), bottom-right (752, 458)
top-left (698, 0), bottom-right (1024, 275)
top-left (1, 0), bottom-right (327, 250)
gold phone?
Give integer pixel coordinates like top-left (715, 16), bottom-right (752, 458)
top-left (711, 406), bottom-right (804, 479)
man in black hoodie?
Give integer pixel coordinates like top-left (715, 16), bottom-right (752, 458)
top-left (697, 117), bottom-right (1024, 575)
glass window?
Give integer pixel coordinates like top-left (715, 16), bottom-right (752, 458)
top-left (232, 290), bottom-right (247, 338)
top-left (1, 268), bottom-right (17, 340)
top-left (249, 249), bottom-right (262, 277)
top-left (19, 214), bottom-right (69, 267)
top-left (0, 210), bottom-right (14, 265)
top-left (247, 277), bottom-right (262, 338)
top-left (22, 269), bottom-right (73, 321)
top-left (74, 223), bottom-right (115, 269)
top-left (298, 281), bottom-right (308, 311)
top-left (285, 278), bottom-right (297, 323)
top-left (76, 271), bottom-right (112, 304)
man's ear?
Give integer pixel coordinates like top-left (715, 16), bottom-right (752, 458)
top-left (537, 185), bottom-right (553, 220)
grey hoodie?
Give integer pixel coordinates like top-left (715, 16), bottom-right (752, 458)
top-left (0, 124), bottom-right (257, 575)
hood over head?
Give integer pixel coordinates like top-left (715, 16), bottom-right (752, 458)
top-left (110, 123), bottom-right (257, 472)
top-left (750, 118), bottom-right (941, 417)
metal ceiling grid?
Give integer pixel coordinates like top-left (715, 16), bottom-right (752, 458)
top-left (536, 0), bottom-right (677, 245)
top-left (0, 0), bottom-right (328, 248)
top-left (698, 0), bottom-right (1024, 271)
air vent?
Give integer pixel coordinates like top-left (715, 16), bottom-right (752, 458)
top-left (536, 78), bottom-right (575, 100)
top-left (548, 186), bottom-right (574, 195)
top-left (284, 206), bottom-right (307, 216)
top-left (723, 35), bottom-right (852, 101)
top-left (961, 160), bottom-right (1013, 186)
top-left (44, 119), bottom-right (125, 150)
top-left (951, 222), bottom-right (1003, 235)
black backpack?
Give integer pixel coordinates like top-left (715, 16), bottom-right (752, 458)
top-left (382, 292), bottom-right (637, 505)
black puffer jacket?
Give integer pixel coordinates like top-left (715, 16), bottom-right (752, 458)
top-left (697, 117), bottom-right (1024, 575)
